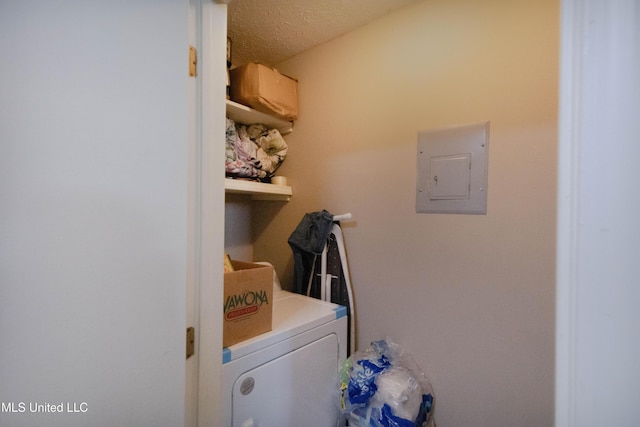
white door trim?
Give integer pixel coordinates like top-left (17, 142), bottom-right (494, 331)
top-left (557, 1), bottom-right (640, 425)
top-left (191, 1), bottom-right (227, 426)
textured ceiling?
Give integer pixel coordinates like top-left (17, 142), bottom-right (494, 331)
top-left (227, 0), bottom-right (420, 67)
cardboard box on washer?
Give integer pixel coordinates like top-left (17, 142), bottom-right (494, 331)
top-left (229, 62), bottom-right (298, 121)
top-left (223, 260), bottom-right (273, 348)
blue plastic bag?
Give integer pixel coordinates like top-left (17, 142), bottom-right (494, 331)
top-left (338, 339), bottom-right (435, 427)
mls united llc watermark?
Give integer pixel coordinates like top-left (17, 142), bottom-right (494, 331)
top-left (2, 401), bottom-right (88, 414)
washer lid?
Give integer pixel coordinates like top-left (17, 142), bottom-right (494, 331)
top-left (223, 290), bottom-right (346, 363)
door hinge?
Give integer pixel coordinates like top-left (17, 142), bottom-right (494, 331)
top-left (189, 46), bottom-right (197, 77)
top-left (186, 327), bottom-right (195, 359)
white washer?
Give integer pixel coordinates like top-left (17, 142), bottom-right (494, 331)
top-left (221, 286), bottom-right (348, 427)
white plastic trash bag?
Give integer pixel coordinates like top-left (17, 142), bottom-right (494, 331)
top-left (338, 339), bottom-right (435, 427)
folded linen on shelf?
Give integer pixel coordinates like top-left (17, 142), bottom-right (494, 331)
top-left (225, 118), bottom-right (288, 180)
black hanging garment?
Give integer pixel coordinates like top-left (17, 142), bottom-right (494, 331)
top-left (288, 211), bottom-right (356, 355)
top-left (287, 210), bottom-right (334, 295)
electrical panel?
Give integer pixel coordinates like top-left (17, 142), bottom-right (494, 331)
top-left (416, 122), bottom-right (489, 214)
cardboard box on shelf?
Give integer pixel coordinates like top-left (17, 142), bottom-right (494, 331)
top-left (230, 62), bottom-right (298, 122)
top-left (223, 260), bottom-right (273, 348)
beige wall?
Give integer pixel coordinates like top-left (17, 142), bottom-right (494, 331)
top-left (248, 0), bottom-right (558, 425)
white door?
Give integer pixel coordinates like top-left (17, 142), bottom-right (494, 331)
top-left (0, 0), bottom-right (195, 427)
top-left (0, 1), bottom-right (191, 426)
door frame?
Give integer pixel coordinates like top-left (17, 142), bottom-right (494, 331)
top-left (186, 1), bottom-right (227, 426)
top-left (556, 1), bottom-right (640, 425)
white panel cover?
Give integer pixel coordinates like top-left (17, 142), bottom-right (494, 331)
top-left (416, 121), bottom-right (489, 214)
